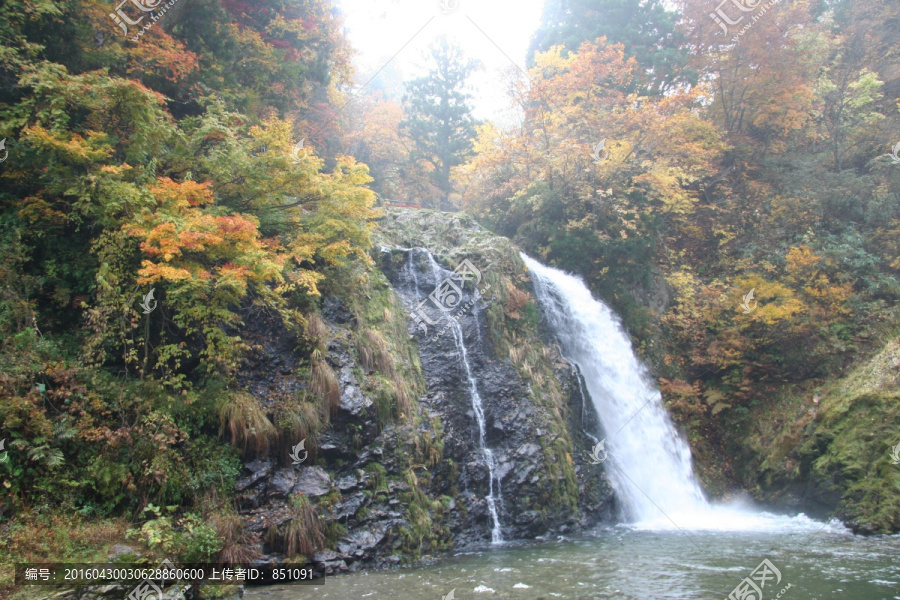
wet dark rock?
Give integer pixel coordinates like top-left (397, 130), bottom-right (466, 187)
top-left (318, 430), bottom-right (358, 461)
top-left (234, 309), bottom-right (305, 410)
top-left (312, 550), bottom-right (341, 562)
top-left (323, 295), bottom-right (354, 324)
top-left (337, 365), bottom-right (372, 416)
top-left (266, 468), bottom-right (297, 499)
top-left (236, 458), bottom-right (274, 492)
top-left (344, 525), bottom-right (389, 551)
top-left (333, 493), bottom-right (366, 520)
top-left (293, 466), bottom-right (332, 497)
top-left (335, 474), bottom-right (359, 492)
top-left (318, 560), bottom-right (349, 575)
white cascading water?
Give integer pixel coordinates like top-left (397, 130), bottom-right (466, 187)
top-left (410, 250), bottom-right (504, 543)
top-left (522, 253), bottom-right (842, 533)
top-left (521, 253), bottom-right (710, 524)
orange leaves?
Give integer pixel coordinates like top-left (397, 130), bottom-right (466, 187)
top-left (137, 262), bottom-right (193, 283)
top-left (133, 213), bottom-right (273, 284)
top-left (17, 194), bottom-right (68, 227)
top-left (125, 28), bottom-right (200, 83)
top-left (123, 177), bottom-right (280, 304)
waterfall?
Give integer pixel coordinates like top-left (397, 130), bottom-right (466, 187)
top-left (410, 250), bottom-right (504, 543)
top-left (521, 253), bottom-right (709, 523)
top-left (573, 367), bottom-right (600, 445)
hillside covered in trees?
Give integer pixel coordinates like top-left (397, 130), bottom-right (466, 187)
top-left (1, 0), bottom-right (899, 597)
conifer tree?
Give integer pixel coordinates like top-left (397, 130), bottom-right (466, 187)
top-left (401, 38), bottom-right (478, 209)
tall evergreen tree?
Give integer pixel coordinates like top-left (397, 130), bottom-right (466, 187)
top-left (528, 0), bottom-right (690, 94)
top-left (402, 39), bottom-right (478, 209)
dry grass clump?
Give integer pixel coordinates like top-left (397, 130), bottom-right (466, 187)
top-left (504, 283), bottom-right (531, 320)
top-left (356, 328), bottom-right (395, 378)
top-left (266, 495), bottom-right (325, 558)
top-left (305, 313), bottom-right (327, 352)
top-left (210, 508), bottom-right (262, 564)
top-left (274, 397), bottom-right (326, 462)
top-left (310, 358), bottom-right (340, 417)
top-left (392, 378), bottom-right (413, 420)
top-left (217, 392), bottom-right (277, 455)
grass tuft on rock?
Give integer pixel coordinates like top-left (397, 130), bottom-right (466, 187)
top-left (218, 392), bottom-right (277, 456)
top-left (267, 495), bottom-right (326, 558)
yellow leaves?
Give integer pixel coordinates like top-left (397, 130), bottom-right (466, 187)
top-left (248, 117), bottom-right (295, 157)
top-left (633, 167), bottom-right (698, 215)
top-left (532, 44), bottom-right (578, 75)
top-left (137, 262), bottom-right (193, 284)
top-left (17, 194), bottom-right (68, 226)
top-left (23, 126), bottom-right (111, 164)
top-left (666, 270), bottom-right (700, 304)
top-left (596, 138), bottom-right (631, 164)
top-left (319, 239), bottom-right (355, 265)
top-left (785, 245), bottom-right (822, 282)
top-left (148, 178), bottom-right (214, 209)
top-left (732, 275), bottom-right (808, 326)
top-left (284, 270), bottom-right (325, 297)
top-left (783, 245), bottom-right (854, 321)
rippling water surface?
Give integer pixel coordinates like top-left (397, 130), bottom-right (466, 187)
top-left (247, 515), bottom-right (900, 600)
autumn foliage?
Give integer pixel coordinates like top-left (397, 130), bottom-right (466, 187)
top-left (0, 0), bottom-right (374, 531)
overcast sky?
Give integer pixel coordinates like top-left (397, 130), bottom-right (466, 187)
top-left (335, 0), bottom-right (546, 123)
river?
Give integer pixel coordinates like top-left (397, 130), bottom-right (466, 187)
top-left (246, 516), bottom-right (900, 599)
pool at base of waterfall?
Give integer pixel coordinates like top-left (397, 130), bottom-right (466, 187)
top-left (246, 516), bottom-right (900, 600)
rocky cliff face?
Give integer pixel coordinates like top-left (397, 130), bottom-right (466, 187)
top-left (232, 210), bottom-right (615, 575)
